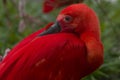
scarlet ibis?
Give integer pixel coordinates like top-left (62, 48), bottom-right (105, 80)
top-left (43, 0), bottom-right (82, 13)
top-left (0, 4), bottom-right (103, 80)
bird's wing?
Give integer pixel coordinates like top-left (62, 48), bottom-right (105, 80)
top-left (9, 29), bottom-right (44, 53)
top-left (3, 23), bottom-right (54, 61)
top-left (0, 33), bottom-right (86, 80)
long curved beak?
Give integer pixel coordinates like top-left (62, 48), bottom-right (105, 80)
top-left (39, 21), bottom-right (61, 36)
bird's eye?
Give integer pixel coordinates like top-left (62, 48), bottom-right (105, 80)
top-left (63, 15), bottom-right (73, 23)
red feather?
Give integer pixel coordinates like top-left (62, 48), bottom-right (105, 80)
top-left (2, 23), bottom-right (53, 62)
top-left (0, 33), bottom-right (87, 80)
top-left (0, 4), bottom-right (103, 80)
top-left (43, 0), bottom-right (81, 13)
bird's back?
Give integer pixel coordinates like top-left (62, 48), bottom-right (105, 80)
top-left (0, 33), bottom-right (87, 80)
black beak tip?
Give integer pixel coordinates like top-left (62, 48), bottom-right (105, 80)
top-left (38, 21), bottom-right (61, 36)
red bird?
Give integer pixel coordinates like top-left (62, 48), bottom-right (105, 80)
top-left (0, 4), bottom-right (103, 80)
top-left (43, 0), bottom-right (82, 13)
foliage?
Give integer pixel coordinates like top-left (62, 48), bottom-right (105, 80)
top-left (0, 0), bottom-right (120, 80)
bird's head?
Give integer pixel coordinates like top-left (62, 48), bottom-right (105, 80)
top-left (40, 4), bottom-right (100, 39)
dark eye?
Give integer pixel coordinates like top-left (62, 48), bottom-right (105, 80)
top-left (63, 15), bottom-right (73, 23)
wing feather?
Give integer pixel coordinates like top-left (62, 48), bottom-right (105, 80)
top-left (0, 33), bottom-right (86, 80)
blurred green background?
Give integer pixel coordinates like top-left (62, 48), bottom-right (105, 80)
top-left (0, 0), bottom-right (120, 80)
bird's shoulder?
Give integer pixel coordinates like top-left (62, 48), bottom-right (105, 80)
top-left (30, 33), bottom-right (85, 49)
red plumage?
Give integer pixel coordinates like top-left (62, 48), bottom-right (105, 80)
top-left (0, 4), bottom-right (103, 80)
top-left (43, 0), bottom-right (81, 13)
